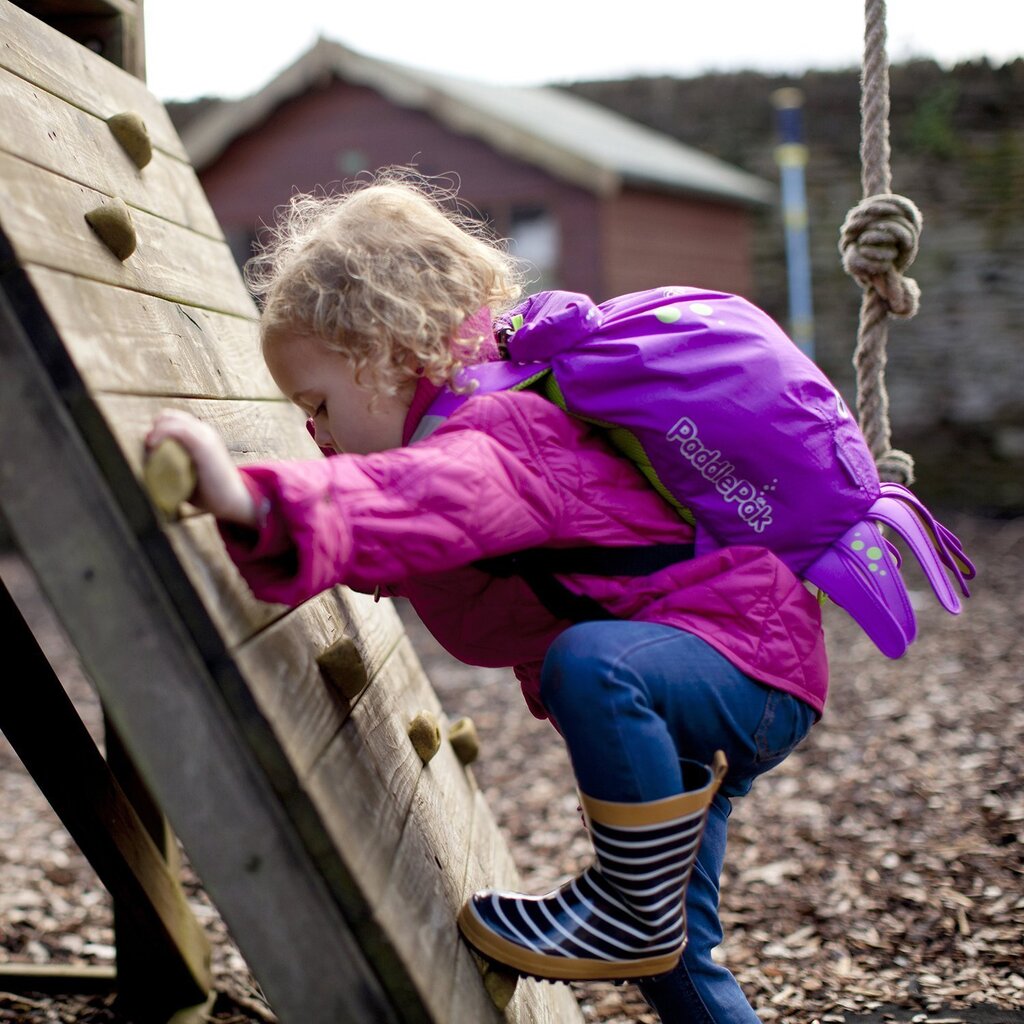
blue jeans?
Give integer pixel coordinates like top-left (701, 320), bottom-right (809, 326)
top-left (539, 621), bottom-right (816, 1024)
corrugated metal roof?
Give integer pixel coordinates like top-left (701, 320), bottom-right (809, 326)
top-left (182, 38), bottom-right (774, 207)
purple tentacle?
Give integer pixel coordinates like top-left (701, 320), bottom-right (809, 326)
top-left (875, 484), bottom-right (975, 595)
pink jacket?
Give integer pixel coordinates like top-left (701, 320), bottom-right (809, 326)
top-left (221, 383), bottom-right (829, 720)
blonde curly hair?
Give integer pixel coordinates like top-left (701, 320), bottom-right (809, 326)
top-left (245, 169), bottom-right (526, 395)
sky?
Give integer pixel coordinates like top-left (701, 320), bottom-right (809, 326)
top-left (144, 1), bottom-right (1023, 103)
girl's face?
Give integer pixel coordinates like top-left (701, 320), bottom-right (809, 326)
top-left (265, 332), bottom-right (414, 455)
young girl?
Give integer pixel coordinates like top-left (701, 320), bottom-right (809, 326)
top-left (146, 171), bottom-right (823, 1023)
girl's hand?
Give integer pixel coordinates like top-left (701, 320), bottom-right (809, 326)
top-left (145, 409), bottom-right (258, 527)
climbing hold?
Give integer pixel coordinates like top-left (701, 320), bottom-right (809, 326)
top-left (316, 637), bottom-right (368, 700)
top-left (107, 112), bottom-right (153, 169)
top-left (481, 961), bottom-right (518, 1010)
top-left (143, 437), bottom-right (196, 517)
top-left (85, 197), bottom-right (136, 261)
top-left (407, 711), bottom-right (441, 764)
top-left (447, 716), bottom-right (480, 766)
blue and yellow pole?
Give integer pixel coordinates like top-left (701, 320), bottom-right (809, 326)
top-left (772, 87), bottom-right (815, 361)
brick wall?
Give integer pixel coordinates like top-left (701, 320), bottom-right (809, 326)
top-left (600, 189), bottom-right (755, 299)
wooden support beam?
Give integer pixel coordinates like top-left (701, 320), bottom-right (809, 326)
top-left (0, 962), bottom-right (117, 993)
top-left (11, 1), bottom-right (145, 79)
top-left (0, 577), bottom-right (212, 1021)
top-left (1, 2), bottom-right (183, 161)
top-left (104, 712), bottom-right (196, 1018)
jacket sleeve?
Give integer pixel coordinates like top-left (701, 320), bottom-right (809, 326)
top-left (219, 394), bottom-right (572, 606)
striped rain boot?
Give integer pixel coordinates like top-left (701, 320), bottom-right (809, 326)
top-left (458, 751), bottom-right (727, 982)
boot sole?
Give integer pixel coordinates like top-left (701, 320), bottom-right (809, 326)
top-left (457, 901), bottom-right (684, 983)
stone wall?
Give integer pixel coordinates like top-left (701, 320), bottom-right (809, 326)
top-left (565, 60), bottom-right (1024, 514)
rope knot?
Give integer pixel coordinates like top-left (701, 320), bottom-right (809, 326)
top-left (840, 193), bottom-right (922, 318)
top-left (875, 447), bottom-right (916, 486)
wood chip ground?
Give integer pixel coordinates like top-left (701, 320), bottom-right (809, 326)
top-left (1, 514), bottom-right (1021, 1023)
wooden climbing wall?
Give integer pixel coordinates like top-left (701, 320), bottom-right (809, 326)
top-left (0, 3), bottom-right (584, 1022)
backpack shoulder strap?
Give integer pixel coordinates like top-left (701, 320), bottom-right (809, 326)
top-left (474, 544), bottom-right (696, 623)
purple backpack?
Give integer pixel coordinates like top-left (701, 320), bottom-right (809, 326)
top-left (420, 288), bottom-right (975, 657)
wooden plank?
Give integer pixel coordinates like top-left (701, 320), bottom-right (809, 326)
top-left (235, 589), bottom-right (406, 777)
top-left (25, 267), bottom-right (275, 399)
top-left (457, 788), bottom-right (587, 1024)
top-left (0, 66), bottom-right (221, 236)
top-left (452, 787), bottom-right (522, 1021)
top-left (164, 514), bottom-right (284, 649)
top-left (388, 645), bottom-right (479, 913)
top-left (381, 774), bottom-right (521, 1024)
top-left (92, 393), bottom-right (308, 642)
top-left (382, 665), bottom-right (506, 1024)
top-left (0, 0), bottom-right (185, 159)
top-left (90, 394), bottom-right (308, 649)
top-left (1, 275), bottom-right (412, 1024)
top-left (305, 636), bottom-right (566, 1024)
top-left (94, 393), bottom-right (311, 483)
top-left (91, 394), bottom-right (306, 652)
top-left (384, 642), bottom-right (479, 911)
top-left (0, 150), bottom-right (254, 317)
top-left (307, 637), bottom-right (476, 1024)
top-left (306, 640), bottom-right (430, 914)
top-left (379, 786), bottom-right (463, 1024)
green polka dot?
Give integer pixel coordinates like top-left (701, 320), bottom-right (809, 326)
top-left (655, 306), bottom-right (682, 323)
top-left (866, 546), bottom-right (883, 560)
top-left (851, 540), bottom-right (865, 551)
top-left (869, 563), bottom-right (878, 572)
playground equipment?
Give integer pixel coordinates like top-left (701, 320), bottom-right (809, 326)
top-left (0, 3), bottom-right (583, 1021)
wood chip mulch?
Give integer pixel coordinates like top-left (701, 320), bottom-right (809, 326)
top-left (1, 513), bottom-right (1022, 1023)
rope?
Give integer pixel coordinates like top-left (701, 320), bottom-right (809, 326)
top-left (838, 0), bottom-right (920, 485)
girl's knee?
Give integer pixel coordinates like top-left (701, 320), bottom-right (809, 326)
top-left (545, 621), bottom-right (614, 663)
top-left (539, 622), bottom-right (617, 710)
